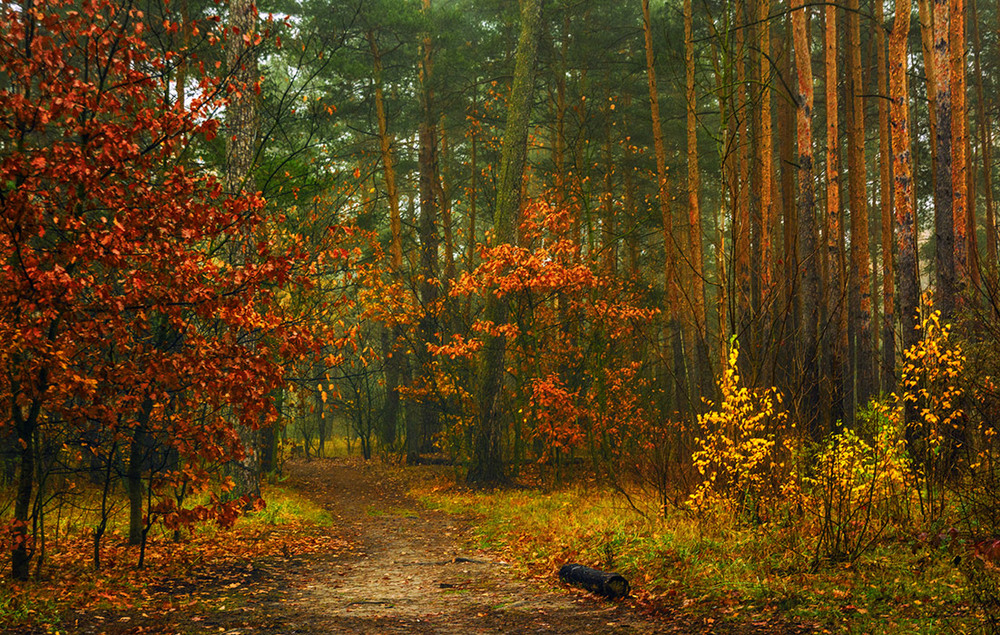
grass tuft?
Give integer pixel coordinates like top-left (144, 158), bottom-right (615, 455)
top-left (411, 470), bottom-right (977, 633)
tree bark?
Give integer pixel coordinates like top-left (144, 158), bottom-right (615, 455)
top-left (846, 0), bottom-right (874, 415)
top-left (890, 0), bottom-right (921, 356)
top-left (12, 392), bottom-right (41, 581)
top-left (971, 0), bottom-right (994, 269)
top-left (416, 0), bottom-right (440, 462)
top-left (875, 0), bottom-right (897, 393)
top-left (128, 399), bottom-right (155, 545)
top-left (225, 0), bottom-right (261, 502)
top-left (467, 0), bottom-right (541, 487)
top-left (950, 0), bottom-right (968, 283)
top-left (224, 0), bottom-right (258, 198)
top-left (735, 6), bottom-right (752, 345)
top-left (931, 0), bottom-right (956, 318)
top-left (778, 20), bottom-right (800, 387)
top-left (685, 0), bottom-right (710, 396)
top-left (369, 30), bottom-right (402, 272)
top-left (791, 0), bottom-right (822, 440)
top-left (758, 0), bottom-right (774, 295)
top-left (643, 0), bottom-right (686, 408)
top-left (824, 3), bottom-right (846, 429)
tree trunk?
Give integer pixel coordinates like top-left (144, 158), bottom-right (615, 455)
top-left (369, 30), bottom-right (406, 451)
top-left (643, 0), bottom-right (686, 408)
top-left (918, 0), bottom-right (939, 203)
top-left (467, 0), bottom-right (541, 487)
top-left (416, 0), bottom-right (440, 461)
top-left (735, 6), bottom-right (752, 348)
top-left (553, 15), bottom-right (568, 218)
top-left (932, 0), bottom-right (956, 318)
top-left (685, 0), bottom-right (710, 397)
top-left (11, 394), bottom-right (41, 581)
top-left (778, 20), bottom-right (800, 387)
top-left (369, 30), bottom-right (402, 272)
top-left (758, 0), bottom-right (774, 295)
top-left (437, 122), bottom-right (457, 285)
top-left (791, 0), bottom-right (822, 440)
top-left (890, 0), bottom-right (921, 356)
top-left (128, 399), bottom-right (155, 545)
top-left (846, 0), bottom-right (874, 415)
top-left (756, 0), bottom-right (777, 388)
top-left (601, 77), bottom-right (617, 277)
top-left (875, 0), bottom-right (897, 393)
top-left (225, 0), bottom-right (261, 502)
top-left (971, 0), bottom-right (994, 269)
top-left (950, 0), bottom-right (968, 284)
top-left (224, 0), bottom-right (258, 197)
top-left (824, 3), bottom-right (846, 429)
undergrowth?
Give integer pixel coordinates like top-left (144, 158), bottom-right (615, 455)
top-left (0, 481), bottom-right (341, 632)
top-left (414, 476), bottom-right (974, 633)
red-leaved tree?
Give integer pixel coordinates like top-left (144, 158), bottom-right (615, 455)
top-left (0, 0), bottom-right (316, 579)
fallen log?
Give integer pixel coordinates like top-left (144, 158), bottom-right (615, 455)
top-left (558, 563), bottom-right (630, 598)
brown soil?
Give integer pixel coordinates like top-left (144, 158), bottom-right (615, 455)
top-left (278, 457), bottom-right (679, 634)
top-left (50, 458), bottom-right (817, 634)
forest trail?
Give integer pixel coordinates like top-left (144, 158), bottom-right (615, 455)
top-left (270, 458), bottom-right (664, 634)
top-left (61, 458), bottom-right (810, 634)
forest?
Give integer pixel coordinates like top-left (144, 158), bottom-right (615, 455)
top-left (3, 0), bottom-right (1000, 630)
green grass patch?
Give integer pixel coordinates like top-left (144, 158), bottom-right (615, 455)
top-left (248, 483), bottom-right (335, 526)
top-left (412, 473), bottom-right (979, 633)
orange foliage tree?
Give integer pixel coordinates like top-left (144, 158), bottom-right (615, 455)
top-left (0, 0), bottom-right (324, 579)
top-left (397, 200), bottom-right (663, 479)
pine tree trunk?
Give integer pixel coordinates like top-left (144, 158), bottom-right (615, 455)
top-left (758, 0), bottom-right (774, 293)
top-left (225, 0), bottom-right (261, 502)
top-left (416, 0), bottom-right (440, 461)
top-left (369, 31), bottom-right (402, 272)
top-left (601, 78), bottom-right (616, 277)
top-left (971, 0), bottom-right (994, 269)
top-left (779, 21), bottom-right (800, 386)
top-left (918, 0), bottom-right (939, 199)
top-left (437, 122), bottom-right (457, 284)
top-left (643, 0), bottom-right (685, 408)
top-left (890, 0), bottom-right (921, 355)
top-left (846, 0), bottom-right (874, 415)
top-left (368, 30), bottom-right (404, 449)
top-left (950, 0), bottom-right (968, 283)
top-left (791, 0), bottom-right (823, 440)
top-left (824, 4), bottom-right (846, 429)
top-left (735, 7), bottom-right (752, 346)
top-left (467, 0), bottom-right (541, 486)
top-left (932, 0), bottom-right (957, 318)
top-left (685, 0), bottom-right (710, 397)
top-left (875, 0), bottom-right (897, 393)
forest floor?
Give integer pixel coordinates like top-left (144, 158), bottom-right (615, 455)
top-left (15, 458), bottom-right (822, 634)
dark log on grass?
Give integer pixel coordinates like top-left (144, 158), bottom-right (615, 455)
top-left (558, 563), bottom-right (630, 598)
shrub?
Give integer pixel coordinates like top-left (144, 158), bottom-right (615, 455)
top-left (805, 402), bottom-right (910, 565)
top-left (688, 340), bottom-right (796, 524)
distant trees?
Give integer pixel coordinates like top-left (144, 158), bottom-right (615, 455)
top-left (263, 0), bottom-right (1000, 479)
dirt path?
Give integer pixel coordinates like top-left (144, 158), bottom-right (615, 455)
top-left (273, 458), bottom-right (664, 634)
top-left (61, 458), bottom-right (812, 634)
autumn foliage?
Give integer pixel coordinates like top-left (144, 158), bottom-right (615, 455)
top-left (0, 0), bottom-right (321, 580)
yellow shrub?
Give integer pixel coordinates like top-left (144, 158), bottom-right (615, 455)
top-left (689, 340), bottom-right (795, 524)
top-left (806, 402), bottom-right (911, 562)
top-left (899, 305), bottom-right (965, 523)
